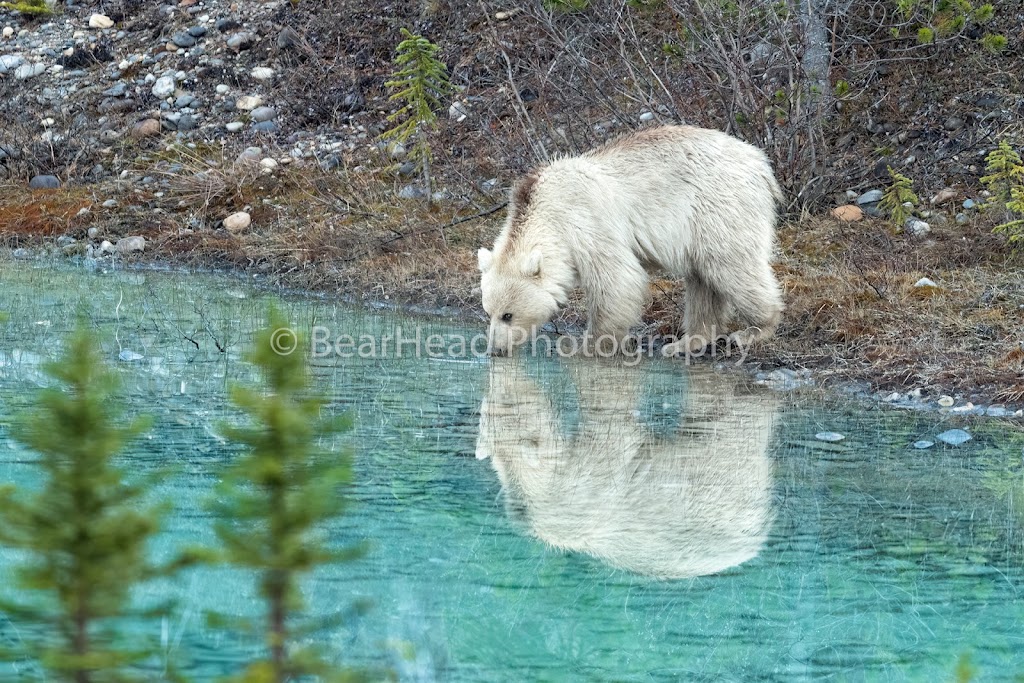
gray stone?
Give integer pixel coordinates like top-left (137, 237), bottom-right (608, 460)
top-left (87, 227), bottom-right (100, 239)
top-left (943, 116), bottom-right (964, 131)
top-left (174, 94), bottom-right (196, 108)
top-left (57, 235), bottom-right (76, 248)
top-left (0, 54), bottom-right (26, 73)
top-left (225, 121), bottom-right (244, 132)
top-left (398, 184), bottom-right (427, 200)
top-left (388, 142), bottom-right (407, 160)
top-left (12, 247), bottom-right (32, 260)
top-left (102, 199), bottom-right (117, 208)
top-left (225, 32), bottom-right (254, 51)
top-left (251, 121), bottom-right (277, 133)
top-left (985, 406), bottom-right (1008, 417)
top-left (118, 349), bottom-right (144, 362)
top-left (955, 212), bottom-right (969, 224)
top-left (176, 114), bottom-right (196, 131)
top-left (250, 106), bottom-right (276, 122)
top-left (152, 75), bottom-right (175, 98)
top-left (906, 220), bottom-right (931, 237)
top-left (115, 235), bottom-right (146, 253)
top-left (856, 189), bottom-right (883, 205)
top-left (962, 198), bottom-right (976, 210)
top-left (187, 25), bottom-right (207, 37)
top-left (29, 174), bottom-right (61, 189)
top-left (639, 111), bottom-right (655, 123)
top-left (320, 154), bottom-right (341, 171)
top-left (102, 82), bottom-right (128, 97)
top-left (215, 18), bottom-right (241, 32)
top-left (235, 146), bottom-right (262, 166)
top-left (815, 431), bottom-right (845, 443)
top-left (449, 101), bottom-right (469, 121)
top-left (397, 161), bottom-right (417, 177)
top-left (171, 32), bottom-right (196, 48)
top-left (277, 27), bottom-right (300, 49)
top-left (14, 62), bottom-right (46, 80)
top-left (913, 440), bottom-right (934, 450)
top-left (913, 277), bottom-right (938, 289)
top-left (936, 429), bottom-right (972, 446)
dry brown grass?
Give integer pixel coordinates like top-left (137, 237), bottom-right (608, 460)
top-left (0, 185), bottom-right (95, 244)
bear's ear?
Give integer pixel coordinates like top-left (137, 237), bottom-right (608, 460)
top-left (522, 248), bottom-right (543, 278)
top-left (477, 248), bottom-right (494, 272)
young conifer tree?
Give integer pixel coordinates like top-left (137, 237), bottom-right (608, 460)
top-left (209, 308), bottom-right (375, 683)
top-left (0, 324), bottom-right (180, 683)
top-left (381, 28), bottom-right (456, 205)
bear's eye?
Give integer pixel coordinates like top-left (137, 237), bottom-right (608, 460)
top-left (501, 313), bottom-right (513, 322)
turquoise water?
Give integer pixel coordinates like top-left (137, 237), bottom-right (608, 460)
top-left (1, 262), bottom-right (1023, 681)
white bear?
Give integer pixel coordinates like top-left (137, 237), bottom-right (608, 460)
top-left (478, 125), bottom-right (785, 356)
top-left (474, 357), bottom-right (778, 579)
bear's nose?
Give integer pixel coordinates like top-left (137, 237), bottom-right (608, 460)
top-left (489, 347), bottom-right (508, 357)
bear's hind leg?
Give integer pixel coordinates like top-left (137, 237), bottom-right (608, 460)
top-left (719, 264), bottom-right (783, 349)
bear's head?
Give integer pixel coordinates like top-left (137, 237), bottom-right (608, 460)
top-left (478, 246), bottom-right (561, 356)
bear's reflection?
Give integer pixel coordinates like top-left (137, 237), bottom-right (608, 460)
top-left (475, 358), bottom-right (778, 579)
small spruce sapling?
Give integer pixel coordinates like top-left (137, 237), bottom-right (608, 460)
top-left (381, 28), bottom-right (456, 205)
top-left (208, 308), bottom-right (376, 683)
top-left (878, 166), bottom-right (919, 230)
top-left (0, 324), bottom-right (187, 683)
top-left (980, 141), bottom-right (1024, 246)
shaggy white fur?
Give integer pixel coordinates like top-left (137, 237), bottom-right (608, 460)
top-left (478, 125), bottom-right (785, 355)
top-left (475, 358), bottom-right (778, 579)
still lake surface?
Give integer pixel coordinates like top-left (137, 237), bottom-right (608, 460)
top-left (1, 262), bottom-right (1022, 681)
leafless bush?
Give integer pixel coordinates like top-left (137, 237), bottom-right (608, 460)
top-left (455, 0), bottom-right (1010, 210)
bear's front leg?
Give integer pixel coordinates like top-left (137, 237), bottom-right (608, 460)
top-left (585, 284), bottom-right (647, 357)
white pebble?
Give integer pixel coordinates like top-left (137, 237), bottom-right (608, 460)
top-left (251, 66), bottom-right (275, 80)
top-left (88, 14), bottom-right (114, 29)
top-left (815, 432), bottom-right (845, 443)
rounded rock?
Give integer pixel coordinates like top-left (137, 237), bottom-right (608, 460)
top-left (172, 32), bottom-right (197, 48)
top-left (115, 236), bottom-right (146, 253)
top-left (936, 429), bottom-right (972, 447)
top-left (831, 205), bottom-right (864, 222)
top-left (235, 95), bottom-right (263, 111)
top-left (815, 431), bottom-right (845, 443)
top-left (856, 189), bottom-right (883, 205)
top-left (223, 211), bottom-right (251, 233)
top-left (131, 118), bottom-right (162, 138)
top-left (88, 14), bottom-right (115, 29)
top-left (14, 62), bottom-right (46, 80)
top-left (152, 75), bottom-right (176, 98)
top-left (250, 66), bottom-right (275, 81)
top-left (250, 106), bottom-right (276, 122)
top-left (29, 174), bottom-right (61, 189)
top-left (225, 32), bottom-right (255, 51)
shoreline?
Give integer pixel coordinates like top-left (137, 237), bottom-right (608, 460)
top-left (3, 244), bottom-right (1022, 422)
